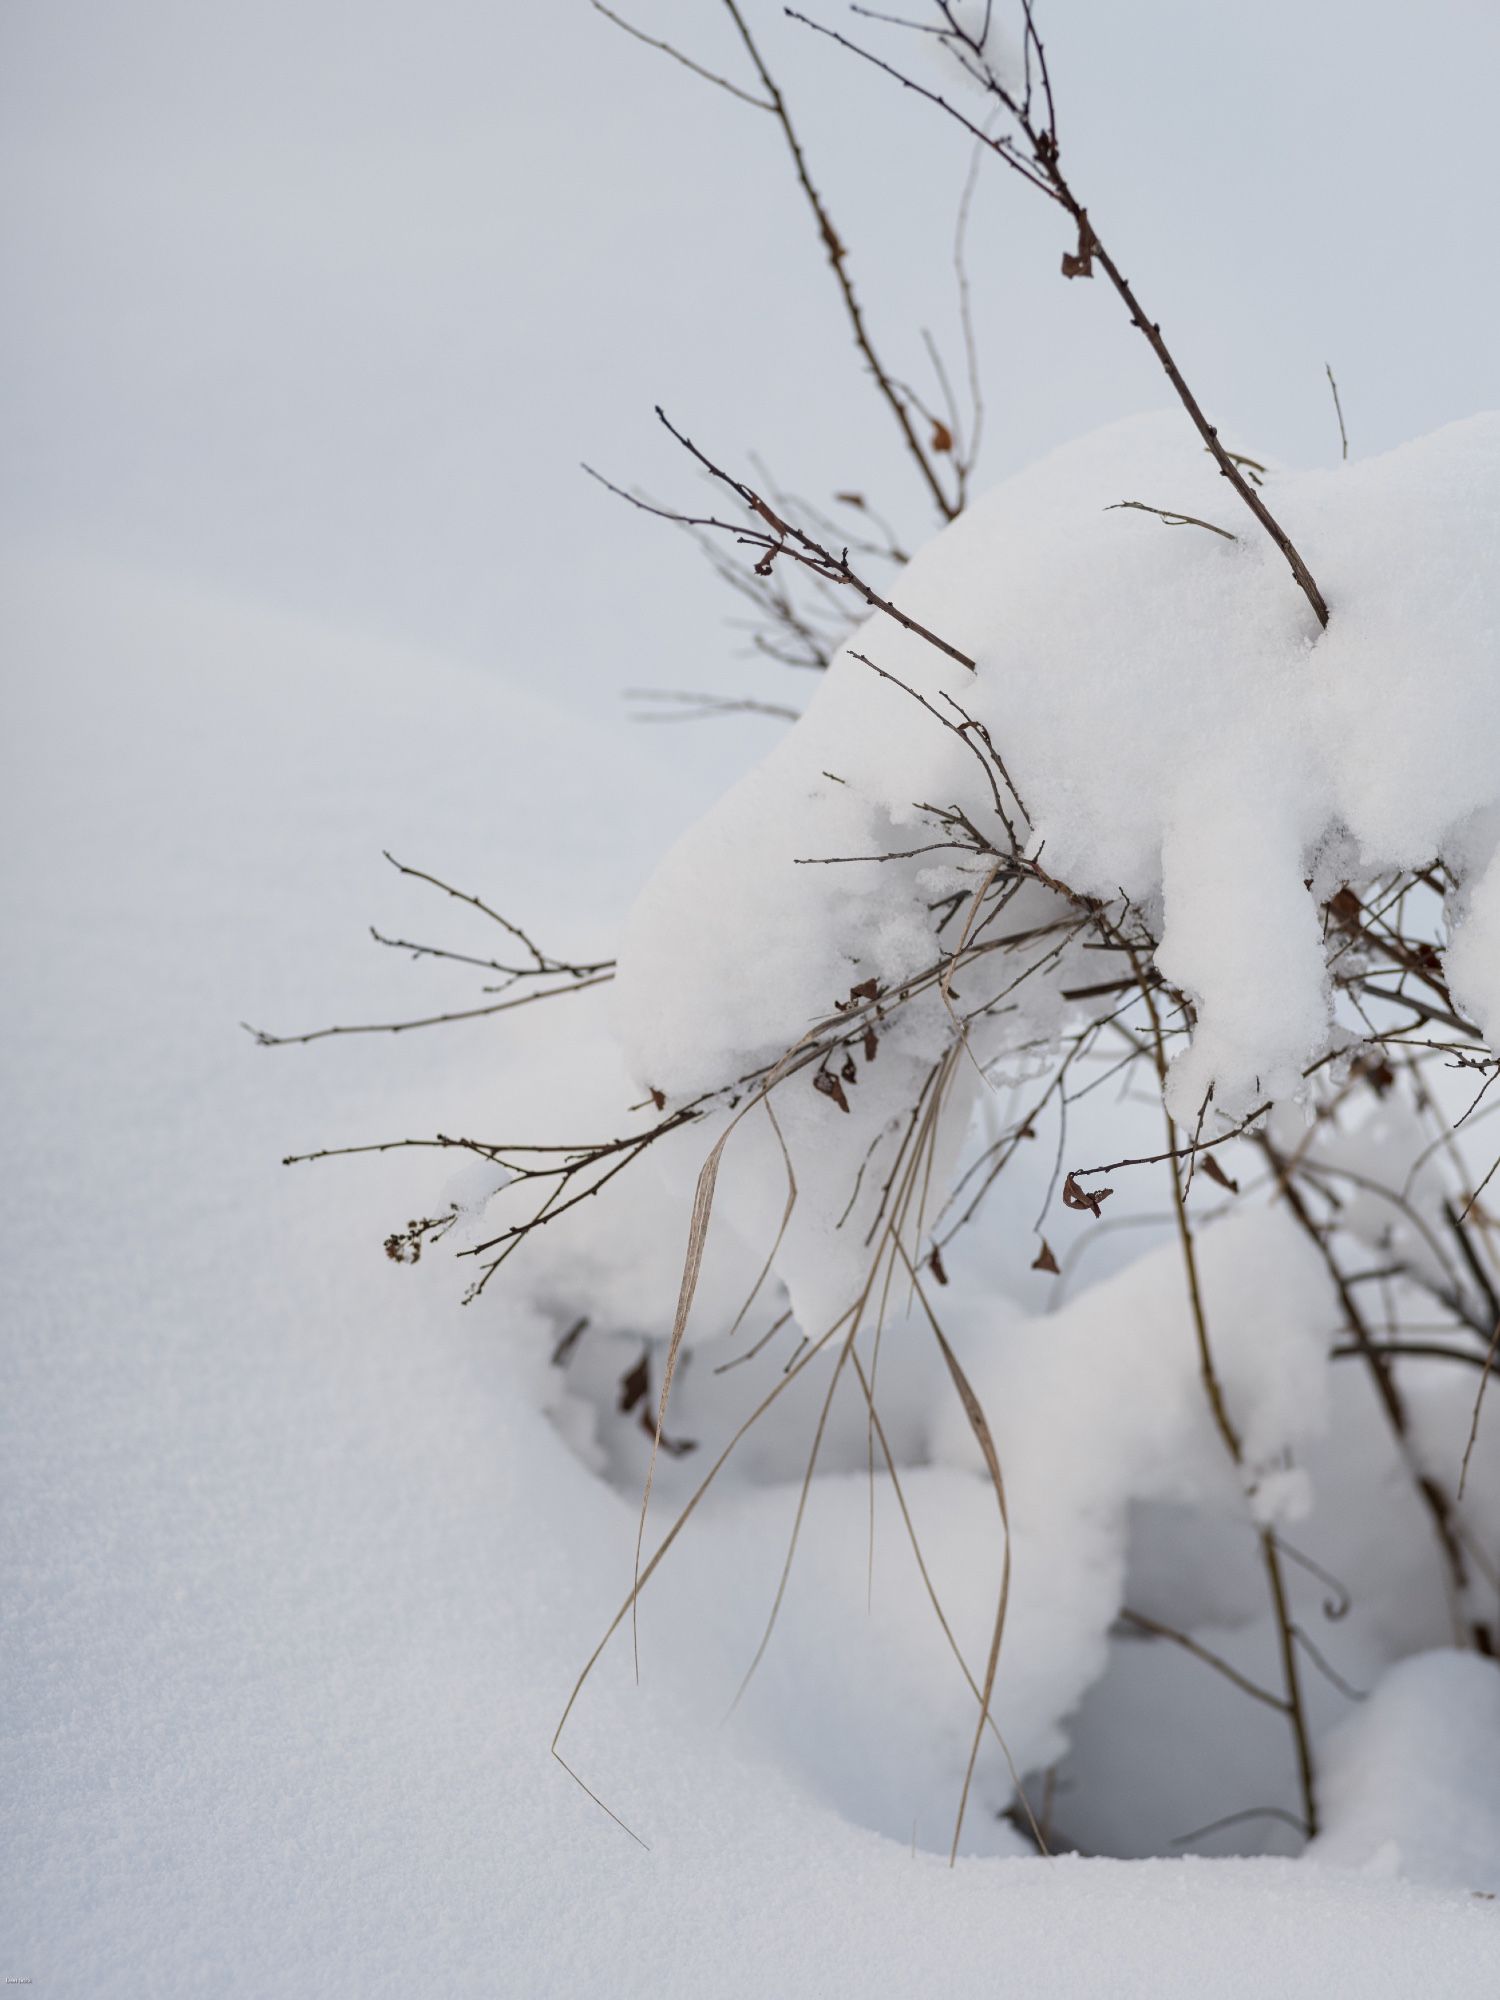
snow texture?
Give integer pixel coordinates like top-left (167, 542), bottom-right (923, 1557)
top-left (616, 411), bottom-right (1500, 1138)
top-left (6, 556), bottom-right (1499, 1996)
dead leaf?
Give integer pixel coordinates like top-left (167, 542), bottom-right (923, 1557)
top-left (931, 419), bottom-right (954, 454)
top-left (1062, 1173), bottom-right (1113, 1218)
top-left (929, 1244), bottom-right (949, 1286)
top-left (1031, 1239), bottom-right (1060, 1274)
top-left (1199, 1154), bottom-right (1240, 1193)
top-left (814, 1070), bottom-right (851, 1114)
top-left (618, 1351), bottom-right (650, 1414)
top-left (551, 1316), bottom-right (589, 1367)
top-left (1352, 1052), bottom-right (1396, 1098)
top-left (1061, 218), bottom-right (1095, 280)
top-left (638, 1408), bottom-right (697, 1457)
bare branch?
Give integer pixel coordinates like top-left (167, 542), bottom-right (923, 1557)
top-left (722, 0), bottom-right (962, 520)
top-left (590, 1), bottom-right (775, 109)
top-left (1106, 499), bottom-right (1237, 542)
top-left (787, 4), bottom-right (1332, 628)
top-left (584, 414), bottom-right (978, 670)
top-left (1326, 362), bottom-right (1350, 462)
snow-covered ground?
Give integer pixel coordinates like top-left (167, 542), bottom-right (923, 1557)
top-left (3, 555), bottom-right (1496, 1996)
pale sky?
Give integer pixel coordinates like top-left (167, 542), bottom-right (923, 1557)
top-left (4, 0), bottom-right (1497, 743)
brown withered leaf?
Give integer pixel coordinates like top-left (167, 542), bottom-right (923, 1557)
top-left (1031, 1239), bottom-right (1060, 1274)
top-left (840, 1053), bottom-right (858, 1085)
top-left (550, 1316), bottom-right (589, 1368)
top-left (1199, 1153), bottom-right (1240, 1193)
top-left (931, 419), bottom-right (954, 454)
top-left (929, 1244), bottom-right (949, 1286)
top-left (834, 491), bottom-right (867, 509)
top-left (649, 1087), bottom-right (666, 1111)
top-left (1062, 1173), bottom-right (1113, 1218)
top-left (850, 977), bottom-right (879, 1002)
top-left (1061, 216), bottom-right (1096, 279)
top-left (1327, 886), bottom-right (1362, 928)
top-left (618, 1352), bottom-right (650, 1415)
top-left (638, 1408), bottom-right (697, 1457)
top-left (814, 1069), bottom-right (851, 1114)
top-left (382, 1211), bottom-right (454, 1266)
top-left (862, 1025), bottom-right (879, 1064)
top-left (1351, 1052), bottom-right (1396, 1098)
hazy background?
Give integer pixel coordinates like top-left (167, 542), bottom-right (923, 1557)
top-left (5, 0), bottom-right (1498, 761)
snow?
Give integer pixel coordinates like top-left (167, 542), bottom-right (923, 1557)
top-left (595, 409), bottom-right (1500, 1927)
top-left (616, 411), bottom-right (1500, 1138)
top-left (1448, 838), bottom-right (1500, 1051)
top-left (5, 555), bottom-right (1498, 1996)
top-left (1311, 1651), bottom-right (1500, 1892)
top-left (926, 1209), bottom-right (1334, 1775)
top-left (8, 1), bottom-right (1500, 1988)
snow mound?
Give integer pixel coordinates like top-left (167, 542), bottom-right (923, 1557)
top-left (616, 412), bottom-right (1500, 1137)
top-left (10, 554), bottom-right (1500, 1996)
top-left (1311, 1650), bottom-right (1500, 1891)
top-left (929, 1207), bottom-right (1331, 1775)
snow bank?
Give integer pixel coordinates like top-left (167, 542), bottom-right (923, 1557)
top-left (9, 557), bottom-right (1499, 1994)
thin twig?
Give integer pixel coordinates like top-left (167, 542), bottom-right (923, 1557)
top-left (788, 4), bottom-right (1331, 627)
top-left (590, 1), bottom-right (775, 108)
top-left (1106, 499), bottom-right (1237, 542)
top-left (723, 0), bottom-right (961, 520)
top-left (1325, 362), bottom-right (1349, 462)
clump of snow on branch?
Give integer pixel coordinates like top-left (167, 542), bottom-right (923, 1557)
top-left (616, 410), bottom-right (1500, 1221)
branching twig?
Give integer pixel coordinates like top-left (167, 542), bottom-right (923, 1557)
top-left (788, 2), bottom-right (1332, 628)
top-left (585, 413), bottom-right (977, 669)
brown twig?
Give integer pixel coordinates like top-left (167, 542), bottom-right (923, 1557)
top-left (1325, 362), bottom-right (1350, 463)
top-left (589, 1), bottom-right (775, 108)
top-left (1261, 1131), bottom-right (1489, 1653)
top-left (722, 0), bottom-right (962, 521)
top-left (584, 415), bottom-right (977, 669)
top-left (788, 2), bottom-right (1332, 628)
top-left (1106, 500), bottom-right (1237, 542)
